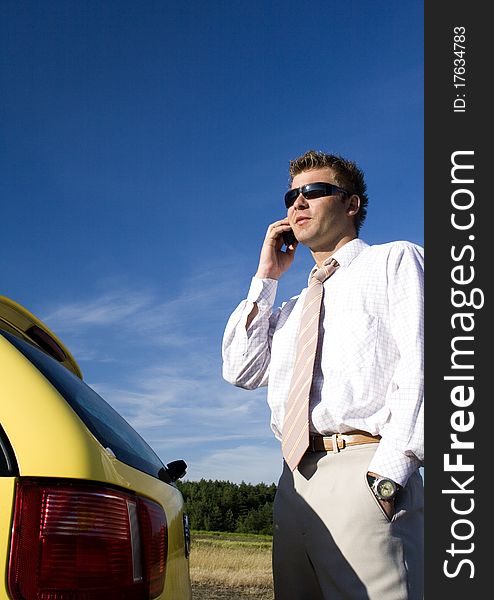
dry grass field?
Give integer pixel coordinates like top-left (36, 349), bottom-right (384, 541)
top-left (189, 532), bottom-right (274, 600)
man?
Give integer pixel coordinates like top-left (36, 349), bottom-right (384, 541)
top-left (222, 150), bottom-right (424, 600)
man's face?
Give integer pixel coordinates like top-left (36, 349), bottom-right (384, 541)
top-left (287, 167), bottom-right (356, 252)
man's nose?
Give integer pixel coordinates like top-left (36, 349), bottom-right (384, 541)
top-left (293, 193), bottom-right (309, 209)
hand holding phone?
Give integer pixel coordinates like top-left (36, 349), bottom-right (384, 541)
top-left (255, 220), bottom-right (297, 280)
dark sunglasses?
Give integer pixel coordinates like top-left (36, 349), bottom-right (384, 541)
top-left (284, 182), bottom-right (350, 208)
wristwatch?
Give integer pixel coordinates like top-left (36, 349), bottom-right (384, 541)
top-left (367, 474), bottom-right (400, 501)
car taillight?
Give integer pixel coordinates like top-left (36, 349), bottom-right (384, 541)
top-left (8, 479), bottom-right (167, 600)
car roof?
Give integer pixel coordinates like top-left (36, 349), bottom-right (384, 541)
top-left (0, 295), bottom-right (83, 380)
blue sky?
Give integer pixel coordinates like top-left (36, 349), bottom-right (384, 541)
top-left (1, 1), bottom-right (423, 484)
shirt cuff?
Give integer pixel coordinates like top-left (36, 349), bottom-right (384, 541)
top-left (246, 277), bottom-right (278, 308)
top-left (367, 437), bottom-right (422, 487)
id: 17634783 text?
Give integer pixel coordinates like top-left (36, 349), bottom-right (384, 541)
top-left (453, 26), bottom-right (467, 113)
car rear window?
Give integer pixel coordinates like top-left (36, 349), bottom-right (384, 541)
top-left (2, 331), bottom-right (169, 482)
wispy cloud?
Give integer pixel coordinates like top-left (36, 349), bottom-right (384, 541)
top-left (184, 443), bottom-right (283, 484)
top-left (42, 290), bottom-right (152, 328)
top-left (90, 363), bottom-right (271, 446)
top-left (42, 263), bottom-right (245, 345)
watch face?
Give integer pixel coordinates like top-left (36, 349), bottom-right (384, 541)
top-left (377, 479), bottom-right (396, 499)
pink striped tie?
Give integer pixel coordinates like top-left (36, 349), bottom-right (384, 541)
top-left (282, 258), bottom-right (339, 471)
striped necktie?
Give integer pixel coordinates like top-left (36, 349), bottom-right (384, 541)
top-left (282, 257), bottom-right (339, 471)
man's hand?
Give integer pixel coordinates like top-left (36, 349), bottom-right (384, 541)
top-left (255, 219), bottom-right (298, 280)
top-left (244, 220), bottom-right (298, 330)
top-left (377, 498), bottom-right (395, 520)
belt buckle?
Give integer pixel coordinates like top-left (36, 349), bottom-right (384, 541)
top-left (336, 434), bottom-right (346, 450)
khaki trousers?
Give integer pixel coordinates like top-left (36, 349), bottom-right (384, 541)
top-left (273, 444), bottom-right (424, 600)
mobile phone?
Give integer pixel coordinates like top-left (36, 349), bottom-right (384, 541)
top-left (282, 228), bottom-right (297, 247)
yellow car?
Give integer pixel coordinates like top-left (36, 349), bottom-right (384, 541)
top-left (0, 296), bottom-right (192, 600)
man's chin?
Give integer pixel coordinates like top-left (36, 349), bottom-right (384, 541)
top-left (297, 234), bottom-right (319, 250)
top-left (293, 230), bottom-right (310, 245)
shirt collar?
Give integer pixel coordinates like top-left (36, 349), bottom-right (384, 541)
top-left (308, 238), bottom-right (369, 283)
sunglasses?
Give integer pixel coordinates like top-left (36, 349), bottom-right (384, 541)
top-left (284, 182), bottom-right (350, 208)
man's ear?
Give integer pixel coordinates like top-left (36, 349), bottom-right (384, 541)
top-left (347, 194), bottom-right (361, 216)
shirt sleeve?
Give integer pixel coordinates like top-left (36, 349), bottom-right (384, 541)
top-left (222, 277), bottom-right (279, 390)
top-left (368, 243), bottom-right (424, 486)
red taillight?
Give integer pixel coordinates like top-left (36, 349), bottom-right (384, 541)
top-left (138, 497), bottom-right (168, 598)
top-left (8, 479), bottom-right (167, 600)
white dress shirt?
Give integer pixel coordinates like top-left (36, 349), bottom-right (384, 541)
top-left (222, 238), bottom-right (424, 486)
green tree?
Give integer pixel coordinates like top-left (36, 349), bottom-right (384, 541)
top-left (177, 479), bottom-right (276, 534)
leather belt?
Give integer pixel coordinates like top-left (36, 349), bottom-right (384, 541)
top-left (308, 431), bottom-right (381, 452)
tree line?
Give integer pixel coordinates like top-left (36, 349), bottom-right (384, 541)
top-left (177, 479), bottom-right (277, 535)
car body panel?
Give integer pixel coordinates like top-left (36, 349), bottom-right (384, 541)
top-left (0, 302), bottom-right (192, 599)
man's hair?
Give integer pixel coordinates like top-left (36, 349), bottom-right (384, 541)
top-left (289, 149), bottom-right (368, 234)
